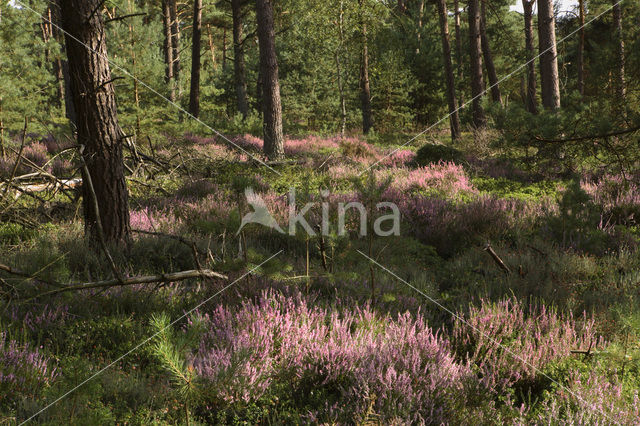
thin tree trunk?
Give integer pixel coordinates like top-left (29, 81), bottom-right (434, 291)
top-left (436, 0), bottom-right (461, 140)
top-left (577, 0), bottom-right (585, 97)
top-left (128, 0), bottom-right (141, 135)
top-left (50, 1), bottom-right (66, 108)
top-left (222, 27), bottom-right (228, 71)
top-left (231, 0), bottom-right (249, 119)
top-left (335, 0), bottom-right (347, 136)
top-left (162, 0), bottom-right (176, 102)
top-left (480, 0), bottom-right (502, 104)
top-left (169, 0), bottom-right (181, 95)
top-left (537, 0), bottom-right (561, 110)
top-left (468, 0), bottom-right (486, 127)
top-left (523, 0), bottom-right (538, 114)
top-left (359, 0), bottom-right (373, 135)
top-left (60, 0), bottom-right (130, 245)
top-left (416, 0), bottom-right (424, 55)
top-left (189, 0), bottom-right (203, 117)
top-left (454, 0), bottom-right (464, 107)
top-left (206, 24), bottom-right (216, 69)
top-left (255, 0), bottom-right (284, 160)
top-left (612, 0), bottom-right (626, 105)
top-left (52, 0), bottom-right (76, 126)
top-left (0, 96), bottom-right (4, 158)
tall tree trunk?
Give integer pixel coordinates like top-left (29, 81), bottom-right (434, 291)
top-left (128, 0), bottom-right (141, 135)
top-left (162, 0), bottom-right (176, 102)
top-left (577, 0), bottom-right (585, 97)
top-left (60, 0), bottom-right (130, 245)
top-left (255, 0), bottom-right (284, 160)
top-left (335, 0), bottom-right (347, 136)
top-left (169, 0), bottom-right (181, 95)
top-left (523, 0), bottom-right (538, 114)
top-left (222, 28), bottom-right (228, 71)
top-left (189, 0), bottom-right (203, 117)
top-left (50, 1), bottom-right (66, 108)
top-left (359, 0), bottom-right (373, 135)
top-left (206, 24), bottom-right (217, 69)
top-left (468, 0), bottom-right (486, 127)
top-left (454, 0), bottom-right (464, 107)
top-left (537, 0), bottom-right (561, 110)
top-left (51, 0), bottom-right (77, 126)
top-left (480, 0), bottom-right (502, 104)
top-left (416, 0), bottom-right (424, 54)
top-left (612, 0), bottom-right (626, 105)
top-left (436, 0), bottom-right (461, 140)
top-left (231, 0), bottom-right (249, 119)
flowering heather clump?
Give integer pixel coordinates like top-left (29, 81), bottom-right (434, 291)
top-left (285, 135), bottom-right (341, 156)
top-left (130, 207), bottom-right (182, 233)
top-left (10, 304), bottom-right (68, 332)
top-left (387, 188), bottom-right (552, 255)
top-left (394, 162), bottom-right (475, 197)
top-left (452, 298), bottom-right (599, 394)
top-left (51, 158), bottom-right (74, 177)
top-left (183, 132), bottom-right (217, 145)
top-left (532, 370), bottom-right (640, 425)
top-left (233, 134), bottom-right (263, 152)
top-left (581, 174), bottom-right (640, 224)
top-left (326, 164), bottom-right (360, 180)
top-left (380, 148), bottom-right (416, 167)
top-left (22, 142), bottom-right (50, 171)
top-left (0, 157), bottom-right (14, 180)
top-left (193, 292), bottom-right (472, 424)
top-left (41, 135), bottom-right (74, 155)
top-left (0, 333), bottom-right (57, 399)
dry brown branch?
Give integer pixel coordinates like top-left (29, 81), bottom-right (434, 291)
top-left (484, 243), bottom-right (511, 275)
top-left (31, 269), bottom-right (227, 299)
top-left (0, 263), bottom-right (63, 288)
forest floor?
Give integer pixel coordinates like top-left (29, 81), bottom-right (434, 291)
top-left (1, 129), bottom-right (640, 424)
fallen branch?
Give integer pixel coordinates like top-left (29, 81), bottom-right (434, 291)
top-left (31, 269), bottom-right (228, 299)
top-left (484, 244), bottom-right (511, 275)
top-left (0, 263), bottom-right (63, 288)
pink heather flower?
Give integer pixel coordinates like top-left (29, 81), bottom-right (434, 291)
top-left (192, 291), bottom-right (472, 423)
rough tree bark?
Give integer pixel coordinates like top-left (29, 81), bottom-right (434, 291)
top-left (359, 0), bottom-right (373, 135)
top-left (612, 0), bottom-right (626, 105)
top-left (537, 0), bottom-right (561, 110)
top-left (523, 0), bottom-right (538, 114)
top-left (60, 0), bottom-right (130, 245)
top-left (468, 0), bottom-right (486, 127)
top-left (231, 0), bottom-right (249, 119)
top-left (255, 0), bottom-right (284, 159)
top-left (480, 0), bottom-right (502, 104)
top-left (577, 0), bottom-right (585, 97)
top-left (454, 0), bottom-right (464, 107)
top-left (162, 0), bottom-right (176, 102)
top-left (436, 0), bottom-right (461, 140)
top-left (189, 0), bottom-right (203, 117)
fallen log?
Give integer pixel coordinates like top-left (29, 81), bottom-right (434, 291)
top-left (31, 269), bottom-right (228, 299)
